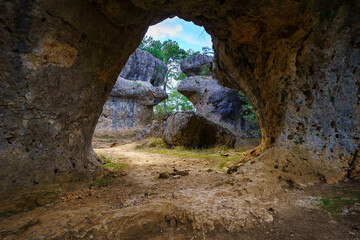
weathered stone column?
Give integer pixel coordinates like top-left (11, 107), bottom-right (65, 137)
top-left (94, 49), bottom-right (168, 136)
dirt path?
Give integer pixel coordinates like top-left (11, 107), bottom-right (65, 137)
top-left (0, 141), bottom-right (359, 239)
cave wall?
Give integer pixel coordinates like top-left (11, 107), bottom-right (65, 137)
top-left (0, 0), bottom-right (359, 212)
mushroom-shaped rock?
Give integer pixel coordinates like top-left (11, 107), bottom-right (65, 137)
top-left (180, 54), bottom-right (213, 77)
top-left (178, 76), bottom-right (253, 138)
top-left (163, 112), bottom-right (236, 148)
top-left (120, 49), bottom-right (168, 87)
top-left (95, 77), bottom-right (167, 135)
top-left (95, 49), bottom-right (168, 136)
top-left (111, 77), bottom-right (167, 106)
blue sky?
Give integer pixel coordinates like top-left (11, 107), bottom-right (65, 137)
top-left (146, 17), bottom-right (213, 52)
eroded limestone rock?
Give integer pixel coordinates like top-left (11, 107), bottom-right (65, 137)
top-left (119, 49), bottom-right (168, 87)
top-left (178, 75), bottom-right (251, 138)
top-left (1, 0), bottom-right (359, 212)
top-left (94, 49), bottom-right (168, 136)
top-left (163, 112), bottom-right (236, 148)
top-left (180, 54), bottom-right (212, 77)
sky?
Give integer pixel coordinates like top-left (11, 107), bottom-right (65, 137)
top-left (145, 17), bottom-right (213, 52)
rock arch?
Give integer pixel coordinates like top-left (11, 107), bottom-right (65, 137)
top-left (0, 0), bottom-right (359, 212)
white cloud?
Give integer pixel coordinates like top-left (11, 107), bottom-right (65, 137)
top-left (147, 23), bottom-right (183, 39)
top-left (146, 17), bottom-right (213, 50)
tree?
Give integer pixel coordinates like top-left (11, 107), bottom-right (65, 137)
top-left (139, 37), bottom-right (198, 115)
top-left (238, 91), bottom-right (260, 135)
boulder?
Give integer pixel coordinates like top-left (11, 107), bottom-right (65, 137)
top-left (120, 49), bottom-right (168, 86)
top-left (178, 76), bottom-right (256, 138)
top-left (180, 55), bottom-right (212, 77)
top-left (163, 112), bottom-right (236, 148)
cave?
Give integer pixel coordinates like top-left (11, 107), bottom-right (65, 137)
top-left (1, 0), bottom-right (359, 216)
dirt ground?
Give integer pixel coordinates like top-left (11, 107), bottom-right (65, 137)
top-left (0, 137), bottom-right (359, 240)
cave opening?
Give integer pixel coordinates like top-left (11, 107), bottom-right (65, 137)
top-left (92, 16), bottom-right (261, 153)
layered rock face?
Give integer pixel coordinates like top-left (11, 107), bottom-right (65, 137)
top-left (163, 112), bottom-right (236, 148)
top-left (1, 0), bottom-right (359, 212)
top-left (94, 49), bottom-right (168, 136)
top-left (178, 55), bottom-right (254, 138)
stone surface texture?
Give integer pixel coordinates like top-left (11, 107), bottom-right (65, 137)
top-left (135, 120), bottom-right (163, 141)
top-left (119, 48), bottom-right (168, 87)
top-left (94, 77), bottom-right (167, 136)
top-left (0, 0), bottom-right (359, 212)
top-left (163, 112), bottom-right (236, 148)
top-left (95, 49), bottom-right (167, 136)
top-left (180, 54), bottom-right (212, 77)
top-left (178, 75), bottom-right (249, 138)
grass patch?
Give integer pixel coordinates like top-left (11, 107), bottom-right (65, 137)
top-left (315, 195), bottom-right (360, 217)
top-left (138, 143), bottom-right (244, 170)
top-left (94, 176), bottom-right (115, 188)
top-left (94, 154), bottom-right (128, 188)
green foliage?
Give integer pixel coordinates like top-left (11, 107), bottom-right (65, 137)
top-left (154, 88), bottom-right (195, 115)
top-left (139, 36), bottom-right (199, 115)
top-left (199, 64), bottom-right (211, 76)
top-left (238, 91), bottom-right (260, 130)
top-left (139, 36), bottom-right (165, 62)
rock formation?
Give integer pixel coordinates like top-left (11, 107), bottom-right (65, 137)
top-left (94, 49), bottom-right (168, 135)
top-left (94, 77), bottom-right (167, 136)
top-left (163, 112), bottom-right (236, 148)
top-left (119, 49), bottom-right (168, 87)
top-left (1, 0), bottom-right (359, 212)
top-left (178, 55), bottom-right (258, 138)
top-left (180, 54), bottom-right (212, 76)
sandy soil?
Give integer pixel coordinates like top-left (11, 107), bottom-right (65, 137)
top-left (0, 139), bottom-right (359, 240)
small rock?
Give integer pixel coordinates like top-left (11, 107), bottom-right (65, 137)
top-left (173, 168), bottom-right (189, 176)
top-left (76, 196), bottom-right (82, 199)
top-left (158, 171), bottom-right (171, 179)
top-left (221, 153), bottom-right (229, 157)
top-left (227, 165), bottom-right (239, 174)
top-left (109, 143), bottom-right (118, 148)
top-left (214, 182), bottom-right (223, 187)
top-left (172, 175), bottom-right (181, 179)
top-left (61, 197), bottom-right (65, 201)
top-left (97, 195), bottom-right (101, 198)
